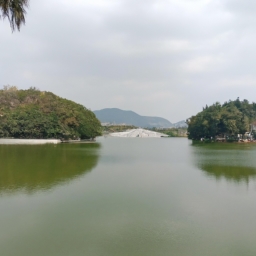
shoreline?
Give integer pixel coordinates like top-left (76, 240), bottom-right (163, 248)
top-left (0, 139), bottom-right (96, 145)
top-left (0, 139), bottom-right (61, 145)
top-left (193, 140), bottom-right (256, 143)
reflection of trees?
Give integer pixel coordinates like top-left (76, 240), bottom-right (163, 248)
top-left (199, 164), bottom-right (256, 183)
top-left (191, 142), bottom-right (256, 184)
top-left (0, 143), bottom-right (101, 193)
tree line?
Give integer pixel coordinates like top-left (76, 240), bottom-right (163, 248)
top-left (187, 98), bottom-right (256, 140)
top-left (0, 86), bottom-right (102, 139)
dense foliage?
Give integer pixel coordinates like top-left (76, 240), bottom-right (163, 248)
top-left (0, 86), bottom-right (102, 139)
top-left (187, 98), bottom-right (256, 140)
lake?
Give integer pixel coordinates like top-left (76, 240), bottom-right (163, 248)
top-left (1, 137), bottom-right (256, 256)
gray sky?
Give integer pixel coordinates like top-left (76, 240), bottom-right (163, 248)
top-left (1, 0), bottom-right (256, 122)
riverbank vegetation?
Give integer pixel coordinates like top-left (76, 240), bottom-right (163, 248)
top-left (149, 127), bottom-right (187, 137)
top-left (0, 86), bottom-right (102, 139)
top-left (187, 98), bottom-right (256, 140)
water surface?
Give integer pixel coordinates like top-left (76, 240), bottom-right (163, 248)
top-left (1, 138), bottom-right (256, 256)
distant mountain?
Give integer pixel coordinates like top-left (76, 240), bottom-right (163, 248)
top-left (94, 108), bottom-right (184, 128)
top-left (172, 120), bottom-right (188, 128)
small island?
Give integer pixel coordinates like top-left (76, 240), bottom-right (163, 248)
top-left (187, 98), bottom-right (256, 142)
top-left (0, 86), bottom-right (102, 141)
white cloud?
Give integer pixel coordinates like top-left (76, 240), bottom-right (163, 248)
top-left (182, 55), bottom-right (225, 73)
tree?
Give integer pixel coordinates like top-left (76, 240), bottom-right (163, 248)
top-left (0, 0), bottom-right (29, 31)
top-left (187, 99), bottom-right (255, 140)
top-left (0, 87), bottom-right (102, 139)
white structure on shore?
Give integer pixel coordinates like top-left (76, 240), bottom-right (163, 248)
top-left (110, 128), bottom-right (168, 138)
top-left (0, 139), bottom-right (61, 145)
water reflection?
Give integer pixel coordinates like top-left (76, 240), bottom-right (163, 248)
top-left (191, 142), bottom-right (256, 184)
top-left (0, 143), bottom-right (100, 193)
top-left (200, 164), bottom-right (256, 183)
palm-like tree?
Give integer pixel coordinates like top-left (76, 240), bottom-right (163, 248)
top-left (0, 0), bottom-right (29, 31)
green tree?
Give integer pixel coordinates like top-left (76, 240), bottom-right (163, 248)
top-left (187, 99), bottom-right (255, 140)
top-left (0, 0), bottom-right (29, 31)
top-left (0, 87), bottom-right (102, 139)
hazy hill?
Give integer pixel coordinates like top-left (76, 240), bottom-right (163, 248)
top-left (172, 120), bottom-right (188, 128)
top-left (94, 108), bottom-right (173, 128)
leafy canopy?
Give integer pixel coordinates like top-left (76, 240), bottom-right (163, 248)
top-left (187, 98), bottom-right (256, 140)
top-left (0, 86), bottom-right (102, 139)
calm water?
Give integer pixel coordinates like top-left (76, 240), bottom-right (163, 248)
top-left (1, 138), bottom-right (256, 256)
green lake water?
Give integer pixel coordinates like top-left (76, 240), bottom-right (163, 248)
top-left (1, 138), bottom-right (256, 256)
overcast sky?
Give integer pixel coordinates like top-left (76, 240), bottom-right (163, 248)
top-left (1, 0), bottom-right (256, 122)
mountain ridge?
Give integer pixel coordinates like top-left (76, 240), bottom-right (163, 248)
top-left (93, 108), bottom-right (187, 128)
